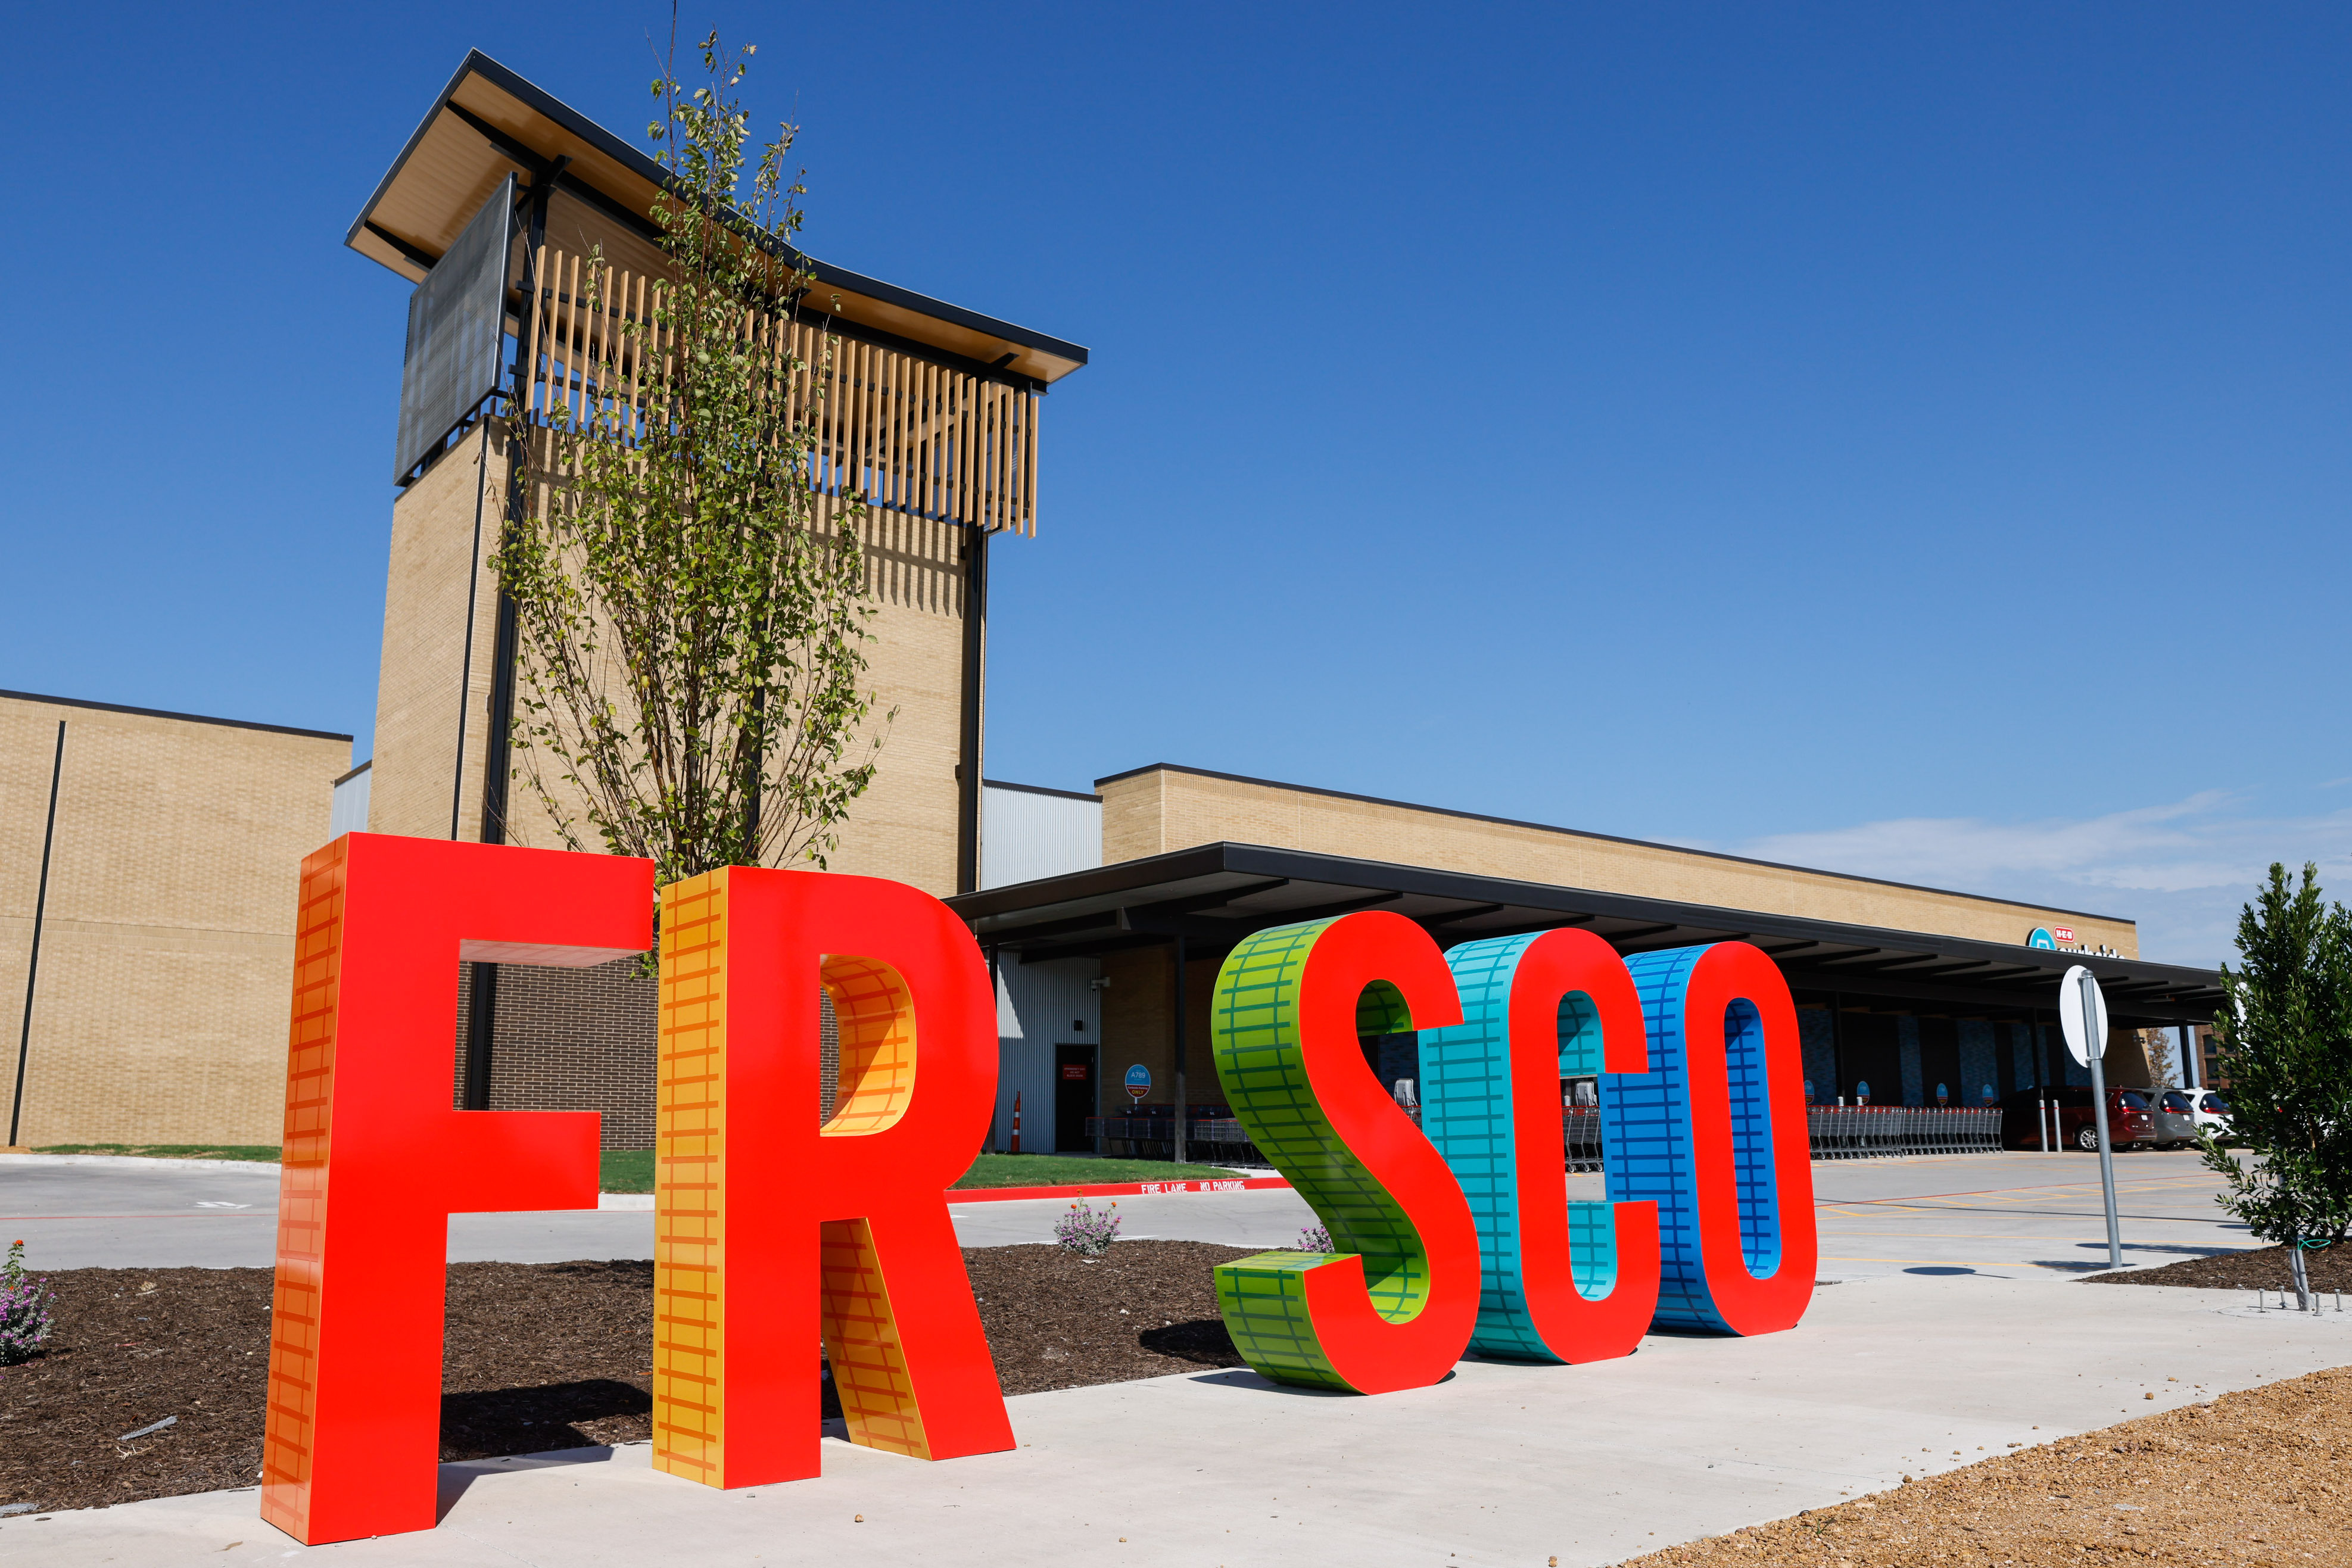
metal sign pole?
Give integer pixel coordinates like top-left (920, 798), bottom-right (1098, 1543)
top-left (2080, 975), bottom-right (2123, 1270)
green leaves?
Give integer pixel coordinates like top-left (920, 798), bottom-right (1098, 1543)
top-left (2200, 862), bottom-right (2352, 1247)
top-left (493, 33), bottom-right (886, 903)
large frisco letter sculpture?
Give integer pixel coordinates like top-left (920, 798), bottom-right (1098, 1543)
top-left (1210, 912), bottom-right (1814, 1389)
top-left (260, 838), bottom-right (1008, 1545)
top-left (260, 838), bottom-right (1816, 1544)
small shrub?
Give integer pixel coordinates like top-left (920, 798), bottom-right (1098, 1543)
top-left (1295, 1224), bottom-right (1334, 1253)
top-left (0, 1239), bottom-right (57, 1366)
top-left (1054, 1200), bottom-right (1120, 1257)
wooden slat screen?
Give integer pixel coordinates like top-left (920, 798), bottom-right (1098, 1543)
top-left (515, 244), bottom-right (1039, 537)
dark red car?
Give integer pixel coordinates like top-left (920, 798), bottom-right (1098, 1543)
top-left (1999, 1087), bottom-right (2157, 1152)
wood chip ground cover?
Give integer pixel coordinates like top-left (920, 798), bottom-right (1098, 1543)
top-left (0, 1243), bottom-right (1251, 1516)
top-left (2086, 1242), bottom-right (2351, 1296)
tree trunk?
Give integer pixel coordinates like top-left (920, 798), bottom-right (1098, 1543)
top-left (2288, 1241), bottom-right (2313, 1312)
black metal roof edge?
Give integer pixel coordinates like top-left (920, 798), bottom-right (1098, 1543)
top-left (948, 841), bottom-right (1235, 920)
top-left (352, 50), bottom-right (1090, 369)
top-left (1091, 762), bottom-right (2136, 930)
top-left (0, 688), bottom-right (353, 744)
top-left (983, 778), bottom-right (1102, 803)
top-left (948, 840), bottom-right (2222, 993)
top-left (1778, 966), bottom-right (2210, 1023)
top-left (785, 302), bottom-right (1052, 393)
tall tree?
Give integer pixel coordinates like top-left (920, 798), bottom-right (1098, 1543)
top-left (2200, 862), bottom-right (2352, 1309)
top-left (493, 30), bottom-right (887, 897)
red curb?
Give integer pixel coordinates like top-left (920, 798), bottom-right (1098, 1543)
top-left (944, 1175), bottom-right (1291, 1204)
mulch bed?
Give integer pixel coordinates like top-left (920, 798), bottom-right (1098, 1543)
top-left (1622, 1364), bottom-right (2352, 1567)
top-left (2086, 1243), bottom-right (2352, 1294)
top-left (0, 1242), bottom-right (1253, 1517)
top-left (970, 1239), bottom-right (1251, 1393)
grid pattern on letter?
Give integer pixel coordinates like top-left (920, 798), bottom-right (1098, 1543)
top-left (1605, 947), bottom-right (1714, 1328)
top-left (812, 955), bottom-right (929, 1453)
top-left (1722, 999), bottom-right (1781, 1278)
top-left (1208, 918), bottom-right (1437, 1389)
top-left (1213, 920), bottom-right (1431, 1320)
top-left (653, 871), bottom-right (727, 1484)
top-left (1211, 1252), bottom-right (1342, 1389)
top-left (818, 1217), bottom-right (929, 1457)
top-left (258, 839), bottom-right (347, 1539)
top-left (820, 956), bottom-right (917, 1137)
top-left (1556, 993), bottom-right (1624, 1303)
top-left (1416, 934), bottom-right (1541, 1358)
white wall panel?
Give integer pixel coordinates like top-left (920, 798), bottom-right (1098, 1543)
top-left (988, 953), bottom-right (1102, 1153)
top-left (979, 783), bottom-right (1101, 890)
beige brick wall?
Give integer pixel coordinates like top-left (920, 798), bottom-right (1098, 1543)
top-left (1098, 766), bottom-right (2139, 957)
top-left (368, 426), bottom-right (968, 896)
top-left (820, 592), bottom-right (964, 894)
top-left (369, 422), bottom-right (504, 842)
top-left (0, 693), bottom-right (348, 1146)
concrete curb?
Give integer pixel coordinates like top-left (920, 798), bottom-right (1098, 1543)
top-left (945, 1174), bottom-right (1291, 1204)
top-left (0, 1152), bottom-right (284, 1175)
top-left (0, 1154), bottom-right (652, 1215)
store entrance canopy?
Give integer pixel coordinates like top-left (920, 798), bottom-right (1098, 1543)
top-left (948, 841), bottom-right (2224, 1024)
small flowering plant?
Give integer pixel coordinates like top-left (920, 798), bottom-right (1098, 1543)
top-left (1054, 1200), bottom-right (1120, 1258)
top-left (1294, 1224), bottom-right (1334, 1254)
top-left (1, 1239), bottom-right (57, 1366)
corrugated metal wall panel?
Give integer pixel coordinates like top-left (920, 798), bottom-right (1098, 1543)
top-left (979, 785), bottom-right (1101, 890)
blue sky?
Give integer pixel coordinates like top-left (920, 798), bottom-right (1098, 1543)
top-left (4, 4), bottom-right (2345, 964)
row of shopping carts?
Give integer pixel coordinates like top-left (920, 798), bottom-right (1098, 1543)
top-left (1087, 1114), bottom-right (1261, 1166)
top-left (1803, 1105), bottom-right (2004, 1159)
top-left (1563, 1105), bottom-right (2005, 1167)
top-left (1569, 1104), bottom-right (2002, 1164)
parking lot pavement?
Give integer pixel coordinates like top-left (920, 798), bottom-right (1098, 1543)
top-left (1797, 1149), bottom-right (2253, 1281)
top-left (0, 1156), bottom-right (285, 1269)
top-left (15, 1265), bottom-right (2350, 1568)
top-left (0, 1156), bottom-right (656, 1270)
top-left (4, 1149), bottom-right (2250, 1279)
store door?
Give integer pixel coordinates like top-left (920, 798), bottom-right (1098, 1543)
top-left (1054, 1044), bottom-right (1097, 1152)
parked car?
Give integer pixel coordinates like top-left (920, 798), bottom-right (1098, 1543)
top-left (2148, 1089), bottom-right (2201, 1149)
top-left (2189, 1089), bottom-right (2232, 1139)
top-left (2000, 1087), bottom-right (2157, 1151)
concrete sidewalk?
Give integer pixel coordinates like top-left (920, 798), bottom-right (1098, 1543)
top-left (8, 1271), bottom-right (2348, 1567)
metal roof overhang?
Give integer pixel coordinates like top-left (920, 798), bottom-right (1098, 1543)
top-left (348, 51), bottom-right (1089, 386)
top-left (948, 842), bottom-right (2225, 1024)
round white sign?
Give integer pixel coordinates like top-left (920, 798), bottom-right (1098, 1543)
top-left (2058, 965), bottom-right (2110, 1068)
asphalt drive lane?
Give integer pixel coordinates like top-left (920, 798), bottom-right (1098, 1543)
top-left (2, 1148), bottom-right (2252, 1277)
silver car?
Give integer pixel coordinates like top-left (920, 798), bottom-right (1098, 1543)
top-left (2148, 1089), bottom-right (2201, 1149)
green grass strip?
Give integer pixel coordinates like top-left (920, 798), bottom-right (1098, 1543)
top-left (955, 1153), bottom-right (1243, 1189)
top-left (34, 1143), bottom-right (282, 1162)
top-left (600, 1149), bottom-right (656, 1192)
top-left (592, 1149), bottom-right (1244, 1195)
